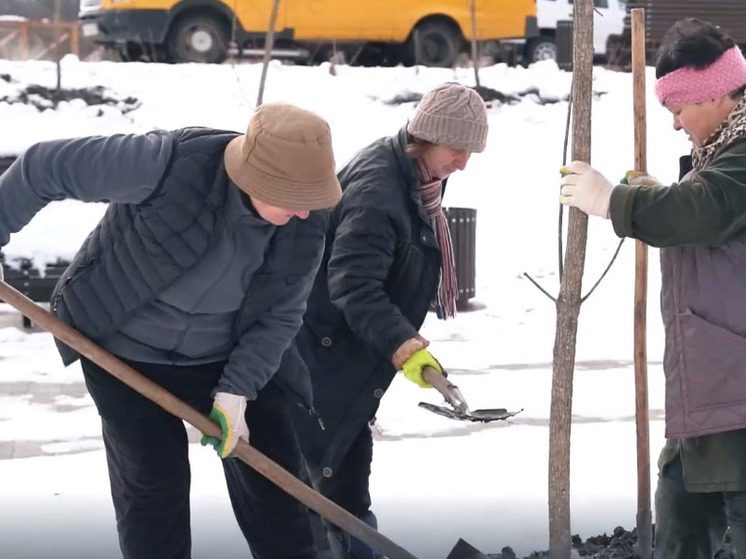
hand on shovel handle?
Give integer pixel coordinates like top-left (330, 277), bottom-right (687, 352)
top-left (422, 366), bottom-right (470, 414)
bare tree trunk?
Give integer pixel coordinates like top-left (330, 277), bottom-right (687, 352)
top-left (257, 0), bottom-right (281, 107)
top-left (54, 0), bottom-right (61, 90)
top-left (469, 0), bottom-right (480, 87)
top-left (548, 1), bottom-right (594, 557)
top-left (631, 9), bottom-right (652, 559)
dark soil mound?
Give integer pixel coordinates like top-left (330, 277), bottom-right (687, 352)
top-left (488, 526), bottom-right (737, 559)
top-left (0, 74), bottom-right (140, 113)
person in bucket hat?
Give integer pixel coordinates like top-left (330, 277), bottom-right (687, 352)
top-left (0, 102), bottom-right (340, 558)
top-left (277, 83), bottom-right (489, 558)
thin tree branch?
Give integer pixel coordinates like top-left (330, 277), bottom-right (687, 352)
top-left (559, 82), bottom-right (573, 282)
top-left (523, 272), bottom-right (557, 303)
top-left (580, 238), bottom-right (625, 303)
top-left (257, 0), bottom-right (282, 107)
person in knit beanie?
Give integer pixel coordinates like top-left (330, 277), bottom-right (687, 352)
top-left (407, 82), bottom-right (488, 155)
top-left (277, 83), bottom-right (489, 558)
top-left (560, 18), bottom-right (746, 557)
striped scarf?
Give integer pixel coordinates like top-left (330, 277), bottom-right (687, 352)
top-left (415, 158), bottom-right (458, 319)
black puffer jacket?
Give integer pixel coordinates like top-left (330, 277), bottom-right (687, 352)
top-left (0, 128), bottom-right (327, 407)
top-left (288, 126), bottom-right (442, 474)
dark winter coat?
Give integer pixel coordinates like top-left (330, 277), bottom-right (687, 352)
top-left (0, 128), bottom-right (326, 405)
top-left (285, 126), bottom-right (442, 475)
top-left (610, 139), bottom-right (746, 491)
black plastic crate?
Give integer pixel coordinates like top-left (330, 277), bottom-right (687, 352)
top-left (1, 253), bottom-right (70, 327)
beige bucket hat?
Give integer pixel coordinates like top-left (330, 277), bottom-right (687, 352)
top-left (224, 103), bottom-right (342, 210)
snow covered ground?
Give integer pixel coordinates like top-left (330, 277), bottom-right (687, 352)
top-left (0, 56), bottom-right (691, 558)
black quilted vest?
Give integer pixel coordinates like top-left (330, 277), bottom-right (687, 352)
top-left (51, 127), bottom-right (234, 363)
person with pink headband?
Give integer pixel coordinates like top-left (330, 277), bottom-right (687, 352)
top-left (560, 18), bottom-right (746, 558)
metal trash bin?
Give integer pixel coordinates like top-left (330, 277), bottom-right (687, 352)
top-left (556, 20), bottom-right (573, 71)
top-left (443, 207), bottom-right (476, 310)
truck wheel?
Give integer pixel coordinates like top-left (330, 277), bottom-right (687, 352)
top-left (525, 35), bottom-right (557, 64)
top-left (168, 14), bottom-right (229, 63)
top-left (407, 20), bottom-right (462, 67)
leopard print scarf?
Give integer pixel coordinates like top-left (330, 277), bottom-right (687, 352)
top-left (692, 96), bottom-right (746, 169)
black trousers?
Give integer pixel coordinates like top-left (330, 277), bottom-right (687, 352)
top-left (308, 424), bottom-right (382, 559)
top-left (81, 357), bottom-right (316, 559)
top-left (655, 454), bottom-right (746, 558)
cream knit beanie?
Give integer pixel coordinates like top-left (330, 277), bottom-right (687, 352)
top-left (407, 83), bottom-right (488, 152)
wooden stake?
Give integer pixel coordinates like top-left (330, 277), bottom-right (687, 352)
top-left (19, 21), bottom-right (28, 60)
top-left (256, 0), bottom-right (281, 107)
top-left (548, 1), bottom-right (594, 557)
top-left (631, 8), bottom-right (652, 559)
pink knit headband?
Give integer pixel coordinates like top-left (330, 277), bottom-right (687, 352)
top-left (655, 46), bottom-right (746, 105)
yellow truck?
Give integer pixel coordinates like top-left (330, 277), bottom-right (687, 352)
top-left (78, 0), bottom-right (537, 66)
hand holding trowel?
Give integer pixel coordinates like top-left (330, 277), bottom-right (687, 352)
top-left (419, 366), bottom-right (522, 422)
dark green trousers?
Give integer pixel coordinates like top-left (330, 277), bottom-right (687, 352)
top-left (655, 454), bottom-right (746, 558)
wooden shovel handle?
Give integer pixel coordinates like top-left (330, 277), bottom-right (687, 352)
top-left (422, 366), bottom-right (469, 412)
top-left (0, 279), bottom-right (418, 559)
top-left (422, 366), bottom-right (452, 392)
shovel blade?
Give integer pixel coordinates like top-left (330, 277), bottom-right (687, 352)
top-left (418, 402), bottom-right (521, 423)
top-left (446, 538), bottom-right (490, 559)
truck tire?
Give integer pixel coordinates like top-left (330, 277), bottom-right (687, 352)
top-left (407, 20), bottom-right (462, 67)
top-left (525, 34), bottom-right (557, 64)
top-left (168, 14), bottom-right (229, 63)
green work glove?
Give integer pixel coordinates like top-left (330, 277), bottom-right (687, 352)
top-left (201, 392), bottom-right (249, 459)
top-left (621, 170), bottom-right (662, 187)
top-left (401, 348), bottom-right (444, 388)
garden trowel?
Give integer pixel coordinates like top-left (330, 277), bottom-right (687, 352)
top-left (420, 367), bottom-right (521, 422)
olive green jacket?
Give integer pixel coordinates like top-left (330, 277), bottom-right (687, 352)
top-left (658, 432), bottom-right (746, 493)
top-left (610, 139), bottom-right (746, 492)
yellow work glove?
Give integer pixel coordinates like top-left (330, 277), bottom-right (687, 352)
top-left (559, 160), bottom-right (613, 218)
top-left (621, 170), bottom-right (662, 187)
top-left (401, 348), bottom-right (444, 388)
top-left (201, 392), bottom-right (249, 459)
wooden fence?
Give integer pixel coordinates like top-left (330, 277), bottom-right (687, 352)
top-left (0, 18), bottom-right (79, 60)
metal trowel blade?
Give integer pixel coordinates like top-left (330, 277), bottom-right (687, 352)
top-left (418, 402), bottom-right (521, 422)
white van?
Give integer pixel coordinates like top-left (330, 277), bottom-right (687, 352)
top-left (525, 0), bottom-right (626, 63)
